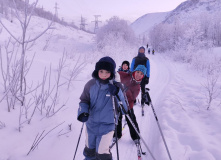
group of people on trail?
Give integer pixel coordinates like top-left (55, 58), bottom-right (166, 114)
top-left (77, 46), bottom-right (151, 160)
top-left (147, 44), bottom-right (155, 55)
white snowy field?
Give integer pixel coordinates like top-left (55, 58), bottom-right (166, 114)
top-left (131, 12), bottom-right (169, 36)
top-left (1, 15), bottom-right (221, 160)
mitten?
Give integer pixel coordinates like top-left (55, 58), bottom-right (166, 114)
top-left (78, 112), bottom-right (89, 122)
top-left (108, 84), bottom-right (119, 96)
top-left (142, 92), bottom-right (151, 106)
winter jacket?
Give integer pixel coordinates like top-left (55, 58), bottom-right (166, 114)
top-left (118, 71), bottom-right (140, 109)
top-left (78, 78), bottom-right (128, 135)
top-left (130, 53), bottom-right (150, 77)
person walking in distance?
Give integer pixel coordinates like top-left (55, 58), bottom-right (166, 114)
top-left (152, 49), bottom-right (155, 55)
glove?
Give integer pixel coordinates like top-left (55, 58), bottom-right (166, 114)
top-left (142, 92), bottom-right (151, 106)
top-left (108, 84), bottom-right (119, 96)
top-left (127, 109), bottom-right (132, 116)
top-left (78, 112), bottom-right (89, 122)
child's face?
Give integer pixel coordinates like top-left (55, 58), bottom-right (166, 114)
top-left (98, 69), bottom-right (111, 80)
top-left (122, 64), bottom-right (128, 70)
top-left (134, 71), bottom-right (144, 80)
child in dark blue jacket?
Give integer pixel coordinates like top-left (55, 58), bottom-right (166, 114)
top-left (77, 56), bottom-right (128, 160)
top-left (118, 60), bottom-right (130, 73)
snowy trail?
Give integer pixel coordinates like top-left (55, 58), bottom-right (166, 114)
top-left (111, 54), bottom-right (174, 160)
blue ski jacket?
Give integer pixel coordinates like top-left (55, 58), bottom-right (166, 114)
top-left (130, 53), bottom-right (150, 77)
top-left (77, 78), bottom-right (128, 135)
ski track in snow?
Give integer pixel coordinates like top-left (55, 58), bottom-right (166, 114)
top-left (111, 53), bottom-right (221, 160)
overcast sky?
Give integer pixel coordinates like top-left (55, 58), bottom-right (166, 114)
top-left (34, 0), bottom-right (187, 23)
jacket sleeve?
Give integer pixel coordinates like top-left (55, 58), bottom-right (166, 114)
top-left (114, 82), bottom-right (128, 114)
top-left (132, 87), bottom-right (140, 102)
top-left (130, 59), bottom-right (135, 72)
top-left (126, 90), bottom-right (134, 109)
top-left (126, 85), bottom-right (140, 109)
top-left (77, 80), bottom-right (92, 120)
top-left (117, 89), bottom-right (129, 114)
top-left (146, 60), bottom-right (150, 77)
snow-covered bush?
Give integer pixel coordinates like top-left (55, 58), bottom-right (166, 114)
top-left (96, 16), bottom-right (137, 50)
top-left (95, 16), bottom-right (138, 62)
top-left (149, 12), bottom-right (221, 53)
top-left (183, 49), bottom-right (221, 110)
top-left (0, 0), bottom-right (54, 106)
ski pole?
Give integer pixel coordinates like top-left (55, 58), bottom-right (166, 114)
top-left (145, 89), bottom-right (172, 160)
top-left (115, 91), bottom-right (156, 160)
top-left (73, 122), bottom-right (84, 160)
top-left (150, 101), bottom-right (172, 160)
top-left (109, 80), bottom-right (120, 160)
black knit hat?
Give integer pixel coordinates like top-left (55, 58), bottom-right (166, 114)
top-left (138, 46), bottom-right (145, 53)
top-left (92, 56), bottom-right (116, 79)
top-left (121, 61), bottom-right (130, 69)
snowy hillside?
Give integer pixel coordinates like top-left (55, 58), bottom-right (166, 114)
top-left (164, 0), bottom-right (221, 23)
top-left (131, 0), bottom-right (221, 38)
top-left (130, 12), bottom-right (169, 36)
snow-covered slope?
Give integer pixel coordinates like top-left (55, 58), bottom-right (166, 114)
top-left (131, 0), bottom-right (221, 37)
top-left (0, 16), bottom-right (95, 54)
top-left (130, 12), bottom-right (169, 36)
top-left (164, 0), bottom-right (221, 23)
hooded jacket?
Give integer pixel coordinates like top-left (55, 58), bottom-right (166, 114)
top-left (78, 78), bottom-right (128, 135)
top-left (118, 71), bottom-right (141, 109)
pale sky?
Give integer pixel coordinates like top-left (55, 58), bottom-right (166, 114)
top-left (34, 0), bottom-right (187, 23)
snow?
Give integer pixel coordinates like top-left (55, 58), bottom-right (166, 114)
top-left (131, 12), bottom-right (169, 36)
top-left (1, 6), bottom-right (221, 160)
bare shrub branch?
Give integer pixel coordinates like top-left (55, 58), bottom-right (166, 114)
top-left (27, 121), bottom-right (65, 155)
top-left (0, 121), bottom-right (6, 129)
top-left (66, 54), bottom-right (87, 90)
top-left (201, 74), bottom-right (221, 110)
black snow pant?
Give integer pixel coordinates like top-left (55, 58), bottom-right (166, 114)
top-left (140, 76), bottom-right (149, 105)
top-left (113, 111), bottom-right (123, 139)
top-left (126, 108), bottom-right (140, 140)
top-left (114, 109), bottom-right (140, 141)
